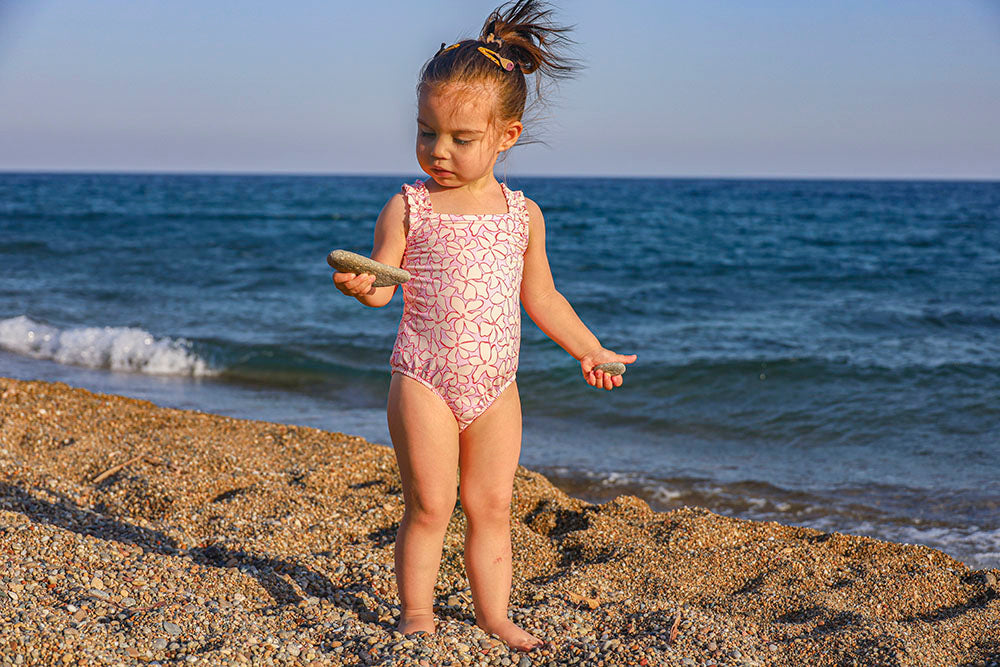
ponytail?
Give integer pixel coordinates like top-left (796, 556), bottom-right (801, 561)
top-left (418, 0), bottom-right (579, 137)
top-left (480, 0), bottom-right (576, 80)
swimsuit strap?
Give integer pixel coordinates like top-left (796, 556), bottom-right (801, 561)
top-left (501, 182), bottom-right (531, 240)
top-left (401, 181), bottom-right (433, 236)
top-left (500, 182), bottom-right (526, 217)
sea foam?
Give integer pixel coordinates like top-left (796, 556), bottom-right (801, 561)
top-left (0, 315), bottom-right (215, 377)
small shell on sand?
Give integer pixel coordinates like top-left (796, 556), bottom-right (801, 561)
top-left (327, 249), bottom-right (411, 287)
top-left (593, 362), bottom-right (626, 376)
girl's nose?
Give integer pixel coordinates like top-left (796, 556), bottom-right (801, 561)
top-left (430, 138), bottom-right (448, 159)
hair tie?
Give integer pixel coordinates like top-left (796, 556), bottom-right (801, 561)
top-left (477, 46), bottom-right (515, 71)
top-left (433, 40), bottom-right (514, 72)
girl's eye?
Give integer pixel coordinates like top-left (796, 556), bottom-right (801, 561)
top-left (453, 138), bottom-right (470, 146)
top-left (420, 130), bottom-right (435, 138)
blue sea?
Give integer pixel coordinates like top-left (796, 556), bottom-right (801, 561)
top-left (2, 172), bottom-right (998, 568)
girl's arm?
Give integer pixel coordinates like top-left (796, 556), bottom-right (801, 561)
top-left (520, 198), bottom-right (637, 390)
top-left (332, 193), bottom-right (407, 308)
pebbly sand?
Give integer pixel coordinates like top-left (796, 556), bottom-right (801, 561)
top-left (1, 377), bottom-right (998, 667)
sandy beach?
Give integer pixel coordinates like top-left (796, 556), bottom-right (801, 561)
top-left (1, 376), bottom-right (997, 666)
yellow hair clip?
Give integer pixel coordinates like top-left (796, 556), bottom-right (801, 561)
top-left (477, 46), bottom-right (515, 71)
top-left (440, 42), bottom-right (461, 54)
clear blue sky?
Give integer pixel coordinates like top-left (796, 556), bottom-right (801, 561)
top-left (1, 1), bottom-right (998, 179)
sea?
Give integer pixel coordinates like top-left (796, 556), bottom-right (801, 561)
top-left (1, 172), bottom-right (998, 569)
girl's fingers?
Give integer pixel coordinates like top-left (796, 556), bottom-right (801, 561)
top-left (604, 373), bottom-right (613, 390)
top-left (612, 375), bottom-right (623, 388)
top-left (333, 271), bottom-right (356, 284)
top-left (333, 272), bottom-right (377, 296)
top-left (600, 372), bottom-right (610, 390)
top-left (349, 275), bottom-right (374, 292)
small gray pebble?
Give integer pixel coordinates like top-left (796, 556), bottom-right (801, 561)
top-left (162, 621), bottom-right (182, 636)
top-left (151, 638), bottom-right (167, 650)
top-left (985, 572), bottom-right (997, 587)
top-left (593, 362), bottom-right (626, 376)
top-left (518, 656), bottom-right (532, 667)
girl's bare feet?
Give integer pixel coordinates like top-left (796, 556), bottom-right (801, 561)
top-left (478, 619), bottom-right (543, 652)
top-left (397, 611), bottom-right (436, 636)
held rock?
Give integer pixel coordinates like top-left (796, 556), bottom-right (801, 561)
top-left (327, 250), bottom-right (411, 287)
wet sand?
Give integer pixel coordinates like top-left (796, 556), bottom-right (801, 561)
top-left (1, 377), bottom-right (998, 666)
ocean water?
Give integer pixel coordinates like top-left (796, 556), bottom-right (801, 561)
top-left (2, 172), bottom-right (998, 568)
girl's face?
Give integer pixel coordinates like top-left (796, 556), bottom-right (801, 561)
top-left (416, 84), bottom-right (522, 188)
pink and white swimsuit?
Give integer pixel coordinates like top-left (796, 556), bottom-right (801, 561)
top-left (390, 179), bottom-right (530, 431)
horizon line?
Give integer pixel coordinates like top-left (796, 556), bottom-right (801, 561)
top-left (1, 168), bottom-right (998, 184)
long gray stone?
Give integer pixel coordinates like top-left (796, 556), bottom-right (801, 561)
top-left (327, 250), bottom-right (411, 287)
top-left (593, 362), bottom-right (626, 376)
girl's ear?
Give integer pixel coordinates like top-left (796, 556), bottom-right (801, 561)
top-left (497, 120), bottom-right (524, 153)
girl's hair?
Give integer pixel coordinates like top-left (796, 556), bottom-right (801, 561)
top-left (418, 0), bottom-right (578, 136)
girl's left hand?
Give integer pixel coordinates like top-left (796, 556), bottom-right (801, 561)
top-left (579, 348), bottom-right (637, 391)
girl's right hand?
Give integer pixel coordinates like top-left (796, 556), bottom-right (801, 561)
top-left (332, 271), bottom-right (376, 297)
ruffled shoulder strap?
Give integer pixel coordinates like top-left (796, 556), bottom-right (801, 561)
top-left (501, 182), bottom-right (530, 241)
top-left (400, 180), bottom-right (433, 236)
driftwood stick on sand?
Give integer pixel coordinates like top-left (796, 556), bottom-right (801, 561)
top-left (91, 454), bottom-right (146, 484)
top-left (669, 611), bottom-right (681, 644)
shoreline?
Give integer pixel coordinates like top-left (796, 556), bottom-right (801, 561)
top-left (1, 377), bottom-right (998, 666)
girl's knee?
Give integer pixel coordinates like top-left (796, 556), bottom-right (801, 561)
top-left (460, 488), bottom-right (512, 524)
top-left (404, 491), bottom-right (458, 528)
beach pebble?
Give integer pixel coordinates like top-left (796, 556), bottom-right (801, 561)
top-left (327, 249), bottom-right (411, 287)
top-left (593, 362), bottom-right (626, 376)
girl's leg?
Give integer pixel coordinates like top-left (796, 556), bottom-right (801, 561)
top-left (458, 382), bottom-right (541, 651)
top-left (387, 373), bottom-right (460, 635)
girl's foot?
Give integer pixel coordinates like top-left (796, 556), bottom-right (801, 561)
top-left (397, 612), bottom-right (436, 636)
top-left (478, 619), bottom-right (544, 652)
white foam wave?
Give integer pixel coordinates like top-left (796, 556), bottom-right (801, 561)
top-left (0, 315), bottom-right (216, 377)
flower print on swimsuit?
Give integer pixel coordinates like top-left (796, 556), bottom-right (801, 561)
top-left (390, 180), bottom-right (528, 431)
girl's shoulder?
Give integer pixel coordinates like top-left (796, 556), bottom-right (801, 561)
top-left (518, 192), bottom-right (542, 221)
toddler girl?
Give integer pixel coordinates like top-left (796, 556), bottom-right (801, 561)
top-left (333, 0), bottom-right (635, 651)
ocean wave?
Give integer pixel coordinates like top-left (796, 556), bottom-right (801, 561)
top-left (0, 315), bottom-right (216, 377)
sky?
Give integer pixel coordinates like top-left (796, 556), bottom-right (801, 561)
top-left (1, 0), bottom-right (998, 179)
